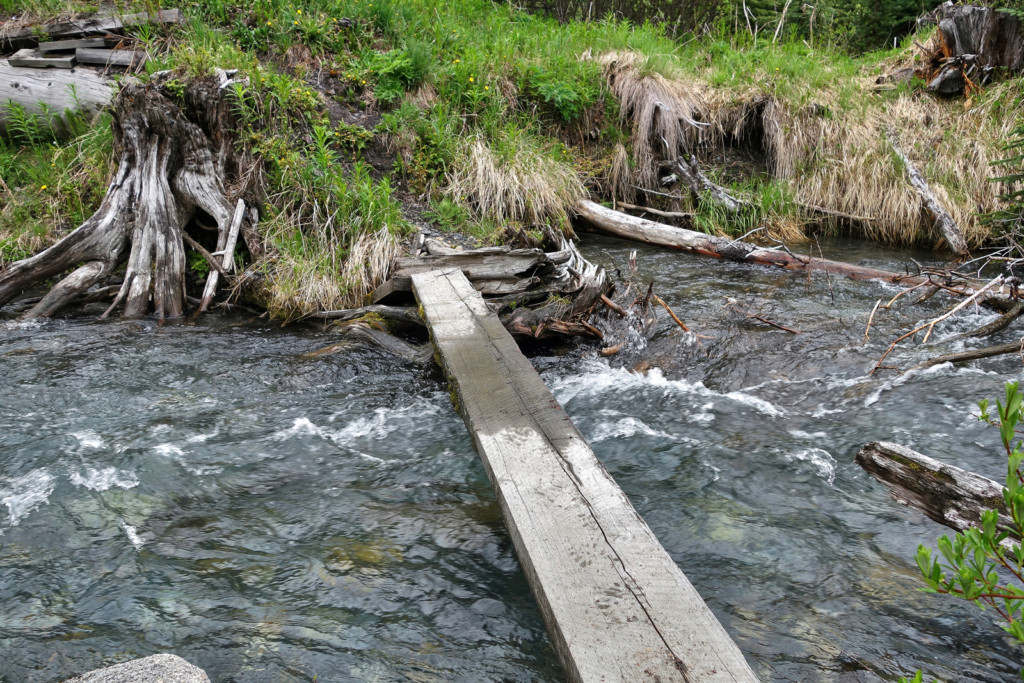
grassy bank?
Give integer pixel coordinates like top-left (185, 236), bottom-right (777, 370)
top-left (1, 0), bottom-right (1021, 318)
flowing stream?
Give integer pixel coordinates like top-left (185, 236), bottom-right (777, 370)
top-left (2, 235), bottom-right (1023, 681)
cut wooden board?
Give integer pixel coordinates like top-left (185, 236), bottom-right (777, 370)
top-left (0, 59), bottom-right (114, 126)
top-left (38, 37), bottom-right (110, 51)
top-left (8, 48), bottom-right (75, 69)
top-left (412, 267), bottom-right (757, 683)
top-left (75, 48), bottom-right (148, 68)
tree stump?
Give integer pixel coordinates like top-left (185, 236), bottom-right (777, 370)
top-left (0, 72), bottom-right (258, 319)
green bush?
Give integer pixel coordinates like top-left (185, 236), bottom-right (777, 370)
top-left (911, 382), bottom-right (1024, 679)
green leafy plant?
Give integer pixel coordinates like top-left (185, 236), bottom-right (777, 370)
top-left (912, 381), bottom-right (1024, 678)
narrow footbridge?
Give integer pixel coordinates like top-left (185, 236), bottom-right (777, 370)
top-left (411, 268), bottom-right (757, 683)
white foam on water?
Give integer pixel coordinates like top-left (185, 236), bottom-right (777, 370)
top-left (863, 361), bottom-right (995, 407)
top-left (181, 464), bottom-right (224, 476)
top-left (71, 430), bottom-right (105, 449)
top-left (150, 424), bottom-right (173, 435)
top-left (702, 461), bottom-right (721, 482)
top-left (274, 417), bottom-right (320, 439)
top-left (589, 416), bottom-right (675, 444)
top-left (69, 466), bottom-right (139, 492)
top-left (811, 406), bottom-right (845, 418)
top-left (154, 443), bottom-right (184, 457)
top-left (789, 429), bottom-right (829, 441)
top-left (547, 360), bottom-right (785, 418)
top-left (119, 520), bottom-right (144, 549)
top-left (0, 469), bottom-right (56, 527)
top-left (187, 429), bottom-right (219, 444)
top-left (784, 448), bottom-right (837, 486)
top-left (2, 319), bottom-right (45, 331)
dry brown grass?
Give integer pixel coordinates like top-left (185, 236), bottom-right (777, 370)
top-left (789, 86), bottom-right (1018, 248)
top-left (596, 48), bottom-right (1018, 248)
top-left (253, 227), bottom-right (399, 319)
top-left (608, 142), bottom-right (634, 203)
top-left (445, 133), bottom-right (586, 227)
top-left (598, 51), bottom-right (706, 190)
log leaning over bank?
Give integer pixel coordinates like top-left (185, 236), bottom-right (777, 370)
top-left (886, 129), bottom-right (969, 257)
top-left (855, 441), bottom-right (1015, 538)
top-left (412, 267), bottom-right (756, 683)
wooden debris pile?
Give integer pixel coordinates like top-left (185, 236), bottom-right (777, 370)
top-left (358, 234), bottom-right (609, 341)
top-left (0, 10), bottom-right (183, 70)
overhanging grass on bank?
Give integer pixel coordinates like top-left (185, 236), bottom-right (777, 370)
top-left (2, 0), bottom-right (1022, 317)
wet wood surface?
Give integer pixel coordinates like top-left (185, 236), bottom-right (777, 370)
top-left (855, 441), bottom-right (1015, 538)
top-left (412, 267), bottom-right (757, 683)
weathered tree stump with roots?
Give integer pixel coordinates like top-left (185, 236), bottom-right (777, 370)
top-left (0, 72), bottom-right (258, 320)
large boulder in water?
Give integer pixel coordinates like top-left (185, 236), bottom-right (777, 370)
top-left (64, 654), bottom-right (210, 683)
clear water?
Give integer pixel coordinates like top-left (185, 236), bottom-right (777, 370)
top-left (1, 235), bottom-right (1022, 682)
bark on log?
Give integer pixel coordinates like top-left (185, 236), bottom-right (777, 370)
top-left (0, 59), bottom-right (115, 132)
top-left (0, 73), bottom-right (255, 319)
top-left (855, 441), bottom-right (1016, 539)
top-left (887, 130), bottom-right (969, 256)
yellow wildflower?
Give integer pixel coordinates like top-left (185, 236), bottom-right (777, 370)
top-left (40, 184), bottom-right (47, 190)
top-left (468, 76), bottom-right (474, 82)
top-left (297, 9), bottom-right (301, 13)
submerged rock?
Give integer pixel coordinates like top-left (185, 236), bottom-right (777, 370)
top-left (65, 654), bottom-right (210, 683)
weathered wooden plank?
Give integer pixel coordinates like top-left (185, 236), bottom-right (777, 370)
top-left (1, 9), bottom-right (183, 49)
top-left (394, 248), bottom-right (546, 279)
top-left (37, 37), bottom-right (110, 51)
top-left (412, 267), bottom-right (757, 683)
top-left (855, 441), bottom-right (1014, 537)
top-left (75, 48), bottom-right (148, 68)
top-left (8, 48), bottom-right (76, 69)
top-left (0, 59), bottom-right (114, 126)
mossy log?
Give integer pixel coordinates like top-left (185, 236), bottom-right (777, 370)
top-left (855, 441), bottom-right (1016, 540)
top-left (0, 72), bottom-right (258, 320)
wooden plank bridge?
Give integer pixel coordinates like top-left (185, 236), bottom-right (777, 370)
top-left (411, 268), bottom-right (757, 683)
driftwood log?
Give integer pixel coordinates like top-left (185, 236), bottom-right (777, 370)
top-left (855, 441), bottom-right (1016, 539)
top-left (664, 156), bottom-right (749, 213)
top-left (0, 71), bottom-right (256, 319)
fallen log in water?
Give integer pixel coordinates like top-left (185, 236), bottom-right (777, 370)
top-left (576, 199), bottom-right (941, 285)
top-left (855, 441), bottom-right (1016, 539)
